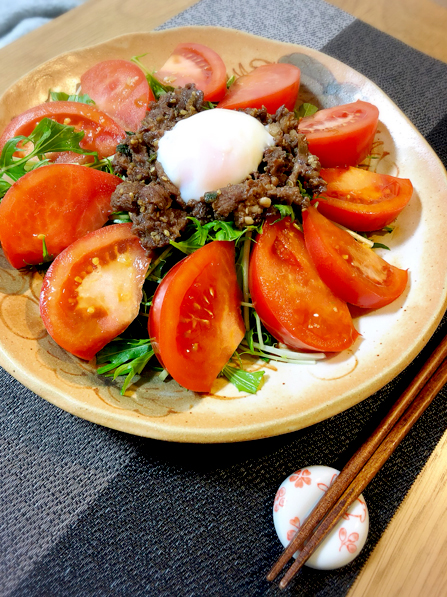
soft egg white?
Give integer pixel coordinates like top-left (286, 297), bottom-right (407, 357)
top-left (157, 108), bottom-right (274, 202)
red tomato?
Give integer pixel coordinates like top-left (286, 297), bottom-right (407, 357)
top-left (249, 217), bottom-right (359, 352)
top-left (0, 101), bottom-right (126, 160)
top-left (298, 101), bottom-right (379, 167)
top-left (0, 164), bottom-right (121, 269)
top-left (302, 205), bottom-right (408, 309)
top-left (315, 166), bottom-right (413, 231)
top-left (40, 223), bottom-right (151, 361)
top-left (80, 60), bottom-right (153, 131)
top-left (156, 43), bottom-right (227, 102)
top-left (149, 241), bottom-right (245, 393)
top-left (217, 63), bottom-right (300, 113)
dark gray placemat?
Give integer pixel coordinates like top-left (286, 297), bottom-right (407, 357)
top-left (1, 0), bottom-right (447, 595)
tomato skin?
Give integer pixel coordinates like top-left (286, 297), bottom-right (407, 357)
top-left (249, 217), bottom-right (359, 352)
top-left (149, 241), bottom-right (245, 393)
top-left (315, 167), bottom-right (413, 231)
top-left (298, 101), bottom-right (379, 167)
top-left (302, 206), bottom-right (408, 309)
top-left (40, 224), bottom-right (151, 361)
top-left (156, 43), bottom-right (227, 102)
top-left (217, 63), bottom-right (300, 113)
top-left (0, 101), bottom-right (126, 160)
top-left (80, 59), bottom-right (154, 131)
top-left (0, 164), bottom-right (121, 269)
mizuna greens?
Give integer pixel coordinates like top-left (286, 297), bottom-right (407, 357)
top-left (0, 48), bottom-right (409, 396)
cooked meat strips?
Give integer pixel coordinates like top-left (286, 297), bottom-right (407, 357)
top-left (111, 83), bottom-right (326, 250)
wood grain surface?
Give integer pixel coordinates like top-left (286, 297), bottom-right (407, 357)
top-left (326, 0), bottom-right (447, 63)
top-left (0, 0), bottom-right (199, 95)
top-left (0, 0), bottom-right (446, 595)
top-left (351, 431), bottom-right (447, 596)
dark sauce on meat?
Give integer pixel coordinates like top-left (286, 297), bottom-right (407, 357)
top-left (111, 83), bottom-right (326, 250)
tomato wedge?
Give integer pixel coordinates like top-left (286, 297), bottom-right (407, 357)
top-left (0, 101), bottom-right (126, 160)
top-left (0, 164), bottom-right (121, 269)
top-left (302, 205), bottom-right (408, 309)
top-left (40, 223), bottom-right (151, 361)
top-left (217, 63), bottom-right (300, 113)
top-left (249, 217), bottom-right (359, 352)
top-left (149, 241), bottom-right (245, 393)
top-left (80, 60), bottom-right (153, 131)
top-left (315, 166), bottom-right (413, 231)
top-left (298, 101), bottom-right (379, 167)
top-left (156, 43), bottom-right (227, 102)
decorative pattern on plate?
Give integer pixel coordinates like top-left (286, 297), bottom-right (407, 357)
top-left (0, 27), bottom-right (446, 442)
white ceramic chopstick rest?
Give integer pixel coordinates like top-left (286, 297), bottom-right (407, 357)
top-left (273, 465), bottom-right (369, 569)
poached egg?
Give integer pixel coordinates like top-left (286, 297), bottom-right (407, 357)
top-left (157, 108), bottom-right (274, 202)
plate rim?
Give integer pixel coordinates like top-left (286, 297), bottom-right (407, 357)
top-left (1, 25), bottom-right (447, 443)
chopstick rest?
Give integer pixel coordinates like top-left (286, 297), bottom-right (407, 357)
top-left (273, 465), bottom-right (369, 570)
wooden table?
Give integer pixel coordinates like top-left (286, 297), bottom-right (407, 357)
top-left (1, 1), bottom-right (446, 595)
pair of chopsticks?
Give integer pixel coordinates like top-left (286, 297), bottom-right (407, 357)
top-left (267, 333), bottom-right (447, 589)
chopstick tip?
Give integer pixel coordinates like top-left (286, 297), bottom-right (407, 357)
top-left (266, 562), bottom-right (282, 582)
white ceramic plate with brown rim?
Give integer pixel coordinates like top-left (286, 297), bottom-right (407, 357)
top-left (1, 26), bottom-right (446, 443)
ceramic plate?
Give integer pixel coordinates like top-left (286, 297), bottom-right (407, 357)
top-left (1, 26), bottom-right (446, 443)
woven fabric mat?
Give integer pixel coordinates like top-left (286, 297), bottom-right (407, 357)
top-left (1, 0), bottom-right (447, 595)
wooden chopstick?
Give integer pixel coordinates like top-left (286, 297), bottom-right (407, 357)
top-left (267, 333), bottom-right (447, 589)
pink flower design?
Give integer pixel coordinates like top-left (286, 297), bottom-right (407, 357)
top-left (342, 496), bottom-right (367, 522)
top-left (316, 474), bottom-right (367, 523)
top-left (274, 487), bottom-right (286, 512)
top-left (317, 473), bottom-right (338, 493)
top-left (287, 516), bottom-right (301, 541)
top-left (289, 469), bottom-right (312, 488)
top-left (339, 527), bottom-right (359, 553)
